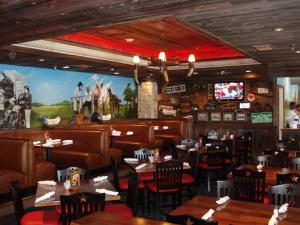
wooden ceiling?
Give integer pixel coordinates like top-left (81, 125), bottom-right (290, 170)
top-left (0, 0), bottom-right (300, 78)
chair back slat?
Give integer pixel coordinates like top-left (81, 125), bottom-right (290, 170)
top-left (134, 148), bottom-right (154, 160)
top-left (217, 180), bottom-right (235, 199)
top-left (207, 145), bottom-right (225, 168)
top-left (257, 155), bottom-right (273, 167)
top-left (268, 184), bottom-right (300, 207)
top-left (156, 160), bottom-right (183, 190)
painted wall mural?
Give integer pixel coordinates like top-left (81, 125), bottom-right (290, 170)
top-left (0, 63), bottom-right (137, 129)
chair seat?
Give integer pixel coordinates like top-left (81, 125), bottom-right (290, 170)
top-left (146, 182), bottom-right (179, 193)
top-left (225, 158), bottom-right (233, 165)
top-left (182, 173), bottom-right (194, 184)
top-left (139, 172), bottom-right (153, 181)
top-left (105, 203), bottom-right (133, 217)
top-left (21, 210), bottom-right (60, 225)
top-left (119, 178), bottom-right (144, 190)
top-left (198, 162), bottom-right (223, 170)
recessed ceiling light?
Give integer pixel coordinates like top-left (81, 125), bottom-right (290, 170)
top-left (296, 50), bottom-right (300, 54)
top-left (149, 73), bottom-right (153, 76)
top-left (114, 72), bottom-right (120, 75)
top-left (62, 65), bottom-right (70, 69)
top-left (39, 58), bottom-right (45, 62)
top-left (246, 70), bottom-right (252, 73)
top-left (193, 72), bottom-right (198, 75)
top-left (110, 68), bottom-right (114, 71)
top-left (274, 27), bottom-right (284, 32)
top-left (125, 38), bottom-right (134, 43)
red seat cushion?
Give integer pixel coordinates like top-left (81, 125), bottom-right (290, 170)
top-left (119, 178), bottom-right (144, 190)
top-left (264, 194), bottom-right (269, 205)
top-left (225, 158), bottom-right (233, 165)
top-left (105, 203), bottom-right (133, 217)
top-left (182, 173), bottom-right (194, 184)
top-left (146, 182), bottom-right (179, 193)
top-left (21, 210), bottom-right (60, 225)
top-left (139, 172), bottom-right (153, 181)
top-left (198, 162), bottom-right (223, 170)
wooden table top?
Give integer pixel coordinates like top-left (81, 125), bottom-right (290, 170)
top-left (229, 164), bottom-right (300, 186)
top-left (171, 195), bottom-right (300, 225)
top-left (125, 158), bottom-right (191, 173)
top-left (35, 179), bottom-right (120, 207)
top-left (70, 211), bottom-right (175, 225)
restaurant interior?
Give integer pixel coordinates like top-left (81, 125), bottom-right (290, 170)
top-left (1, 1), bottom-right (300, 225)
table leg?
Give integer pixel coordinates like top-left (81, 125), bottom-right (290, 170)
top-left (45, 147), bottom-right (52, 161)
top-left (110, 136), bottom-right (115, 148)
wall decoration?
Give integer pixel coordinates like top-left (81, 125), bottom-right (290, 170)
top-left (180, 101), bottom-right (191, 113)
top-left (223, 112), bottom-right (234, 121)
top-left (247, 93), bottom-right (255, 102)
top-left (0, 63), bottom-right (136, 129)
top-left (162, 84), bottom-right (186, 94)
top-left (207, 83), bottom-right (213, 100)
top-left (197, 112), bottom-right (208, 121)
top-left (236, 112), bottom-right (247, 121)
top-left (251, 112), bottom-right (272, 123)
top-left (211, 112), bottom-right (222, 121)
top-left (257, 88), bottom-right (269, 94)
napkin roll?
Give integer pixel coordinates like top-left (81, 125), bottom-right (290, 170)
top-left (35, 191), bottom-right (55, 203)
top-left (135, 163), bottom-right (147, 170)
top-left (96, 189), bottom-right (119, 196)
top-left (201, 209), bottom-right (215, 220)
top-left (93, 176), bottom-right (108, 182)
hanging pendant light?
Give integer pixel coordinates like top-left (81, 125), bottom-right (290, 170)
top-left (132, 55), bottom-right (140, 86)
top-left (158, 51), bottom-right (166, 61)
top-left (187, 54), bottom-right (196, 77)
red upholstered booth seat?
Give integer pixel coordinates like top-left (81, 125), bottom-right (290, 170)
top-left (20, 210), bottom-right (60, 225)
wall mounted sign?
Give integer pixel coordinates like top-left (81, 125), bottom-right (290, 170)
top-left (257, 88), bottom-right (269, 94)
top-left (162, 84), bottom-right (186, 94)
top-left (251, 112), bottom-right (272, 123)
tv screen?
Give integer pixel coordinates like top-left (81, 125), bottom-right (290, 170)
top-left (214, 82), bottom-right (244, 100)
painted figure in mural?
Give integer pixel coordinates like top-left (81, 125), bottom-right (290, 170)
top-left (92, 82), bottom-right (100, 113)
top-left (98, 82), bottom-right (110, 115)
top-left (286, 101), bottom-right (299, 128)
top-left (108, 88), bottom-right (121, 117)
top-left (83, 85), bottom-right (92, 115)
top-left (0, 89), bottom-right (4, 120)
top-left (18, 85), bottom-right (32, 128)
top-left (73, 81), bottom-right (83, 114)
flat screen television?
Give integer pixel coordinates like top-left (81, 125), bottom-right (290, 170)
top-left (214, 81), bottom-right (244, 100)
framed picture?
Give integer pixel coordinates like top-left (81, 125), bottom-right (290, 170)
top-left (223, 112), bottom-right (234, 121)
top-left (180, 101), bottom-right (191, 113)
top-left (197, 112), bottom-right (208, 121)
top-left (211, 112), bottom-right (222, 121)
top-left (236, 112), bottom-right (247, 121)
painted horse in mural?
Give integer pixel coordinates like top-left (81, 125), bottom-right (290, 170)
top-left (108, 88), bottom-right (121, 117)
top-left (92, 81), bottom-right (111, 116)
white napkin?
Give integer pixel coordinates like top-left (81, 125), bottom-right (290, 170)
top-left (162, 126), bottom-right (169, 130)
top-left (124, 158), bottom-right (139, 163)
top-left (38, 180), bottom-right (56, 186)
top-left (51, 139), bottom-right (61, 143)
top-left (201, 209), bottom-right (215, 220)
top-left (268, 214), bottom-right (278, 225)
top-left (205, 143), bottom-right (212, 147)
top-left (188, 148), bottom-right (196, 152)
top-left (183, 162), bottom-right (190, 167)
top-left (176, 145), bottom-right (186, 149)
top-left (257, 164), bottom-right (264, 170)
top-left (95, 189), bottom-right (119, 196)
top-left (93, 176), bottom-right (108, 182)
top-left (154, 126), bottom-right (159, 130)
top-left (164, 155), bottom-right (172, 161)
top-left (33, 141), bottom-right (41, 145)
top-left (216, 196), bottom-right (230, 205)
top-left (42, 143), bottom-right (53, 147)
top-left (279, 203), bottom-right (289, 213)
top-left (35, 191), bottom-right (55, 203)
top-left (63, 140), bottom-right (73, 145)
top-left (274, 151), bottom-right (279, 155)
top-left (126, 131), bottom-right (133, 135)
top-left (112, 130), bottom-right (121, 136)
top-left (135, 163), bottom-right (147, 170)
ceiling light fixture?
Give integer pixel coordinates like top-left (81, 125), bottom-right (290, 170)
top-left (187, 54), bottom-right (196, 77)
top-left (274, 27), bottom-right (284, 32)
top-left (132, 55), bottom-right (140, 86)
top-left (113, 72), bottom-right (120, 75)
top-left (125, 38), bottom-right (134, 43)
top-left (296, 50), bottom-right (300, 54)
top-left (158, 51), bottom-right (168, 86)
top-left (62, 65), bottom-right (70, 69)
top-left (39, 58), bottom-right (45, 62)
top-left (158, 51), bottom-right (166, 61)
top-left (246, 70), bottom-right (252, 73)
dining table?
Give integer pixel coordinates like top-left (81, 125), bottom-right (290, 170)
top-left (70, 211), bottom-right (175, 225)
top-left (170, 195), bottom-right (300, 225)
top-left (34, 178), bottom-right (120, 207)
top-left (229, 164), bottom-right (300, 186)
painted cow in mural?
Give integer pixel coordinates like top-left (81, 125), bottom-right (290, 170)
top-left (108, 88), bottom-right (121, 117)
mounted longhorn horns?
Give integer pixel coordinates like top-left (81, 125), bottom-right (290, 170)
top-left (186, 54), bottom-right (196, 77)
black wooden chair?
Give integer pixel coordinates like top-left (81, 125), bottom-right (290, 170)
top-left (134, 148), bottom-right (154, 181)
top-left (199, 144), bottom-right (226, 192)
top-left (257, 155), bottom-right (273, 167)
top-left (276, 173), bottom-right (300, 184)
top-left (182, 151), bottom-right (200, 198)
top-left (60, 192), bottom-right (105, 225)
top-left (165, 214), bottom-right (189, 225)
top-left (57, 167), bottom-right (88, 182)
top-left (10, 181), bottom-right (60, 225)
top-left (292, 157), bottom-right (300, 170)
top-left (216, 180), bottom-right (235, 199)
top-left (105, 171), bottom-right (140, 217)
top-left (273, 151), bottom-right (289, 168)
top-left (146, 159), bottom-right (183, 218)
top-left (233, 136), bottom-right (250, 165)
top-left (268, 184), bottom-right (300, 207)
top-left (232, 169), bottom-right (266, 203)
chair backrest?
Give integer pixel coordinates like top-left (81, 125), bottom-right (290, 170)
top-left (110, 157), bottom-right (120, 190)
top-left (57, 167), bottom-right (88, 182)
top-left (268, 184), bottom-right (300, 207)
top-left (188, 151), bottom-right (200, 182)
top-left (10, 181), bottom-right (25, 225)
top-left (190, 216), bottom-right (218, 225)
top-left (234, 136), bottom-right (250, 155)
top-left (60, 192), bottom-right (105, 225)
top-left (206, 145), bottom-right (225, 168)
top-left (126, 172), bottom-right (140, 216)
top-left (155, 159), bottom-right (183, 190)
top-left (292, 157), bottom-right (300, 170)
top-left (232, 169), bottom-right (265, 203)
top-left (276, 173), bottom-right (300, 185)
top-left (165, 214), bottom-right (189, 225)
top-left (181, 138), bottom-right (196, 147)
top-left (257, 155), bottom-right (273, 167)
top-left (217, 180), bottom-right (235, 199)
top-left (134, 148), bottom-right (154, 160)
top-left (273, 151), bottom-right (289, 168)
